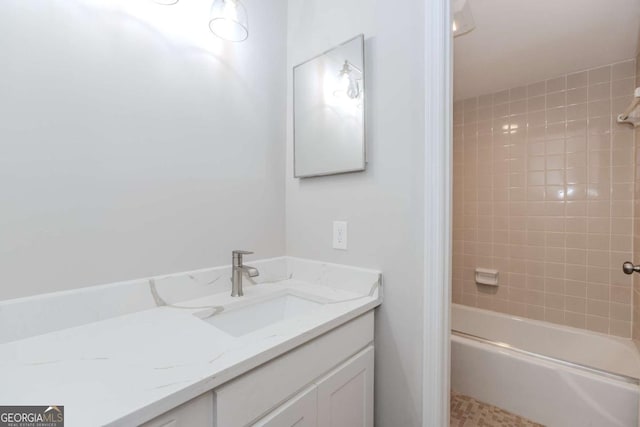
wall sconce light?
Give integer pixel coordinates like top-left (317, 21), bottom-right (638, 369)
top-left (209, 0), bottom-right (249, 42)
top-left (151, 0), bottom-right (249, 43)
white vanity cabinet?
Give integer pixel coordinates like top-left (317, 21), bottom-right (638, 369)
top-left (143, 312), bottom-right (375, 427)
top-left (214, 311), bottom-right (374, 427)
top-left (315, 346), bottom-right (374, 427)
top-left (140, 392), bottom-right (214, 427)
top-left (253, 386), bottom-right (318, 427)
top-left (253, 346), bottom-right (374, 427)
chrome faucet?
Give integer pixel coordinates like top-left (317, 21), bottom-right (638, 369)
top-left (231, 250), bottom-right (259, 297)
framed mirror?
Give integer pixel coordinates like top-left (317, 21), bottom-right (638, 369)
top-left (293, 34), bottom-right (366, 178)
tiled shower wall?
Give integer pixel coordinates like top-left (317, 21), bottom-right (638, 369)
top-left (453, 59), bottom-right (637, 338)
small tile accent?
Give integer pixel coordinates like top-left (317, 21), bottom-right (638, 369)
top-left (450, 392), bottom-right (545, 427)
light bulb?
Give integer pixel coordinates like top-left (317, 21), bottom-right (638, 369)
top-left (334, 61), bottom-right (360, 100)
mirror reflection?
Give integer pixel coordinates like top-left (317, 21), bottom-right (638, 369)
top-left (293, 35), bottom-right (366, 178)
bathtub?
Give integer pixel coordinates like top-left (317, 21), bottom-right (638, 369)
top-left (451, 304), bottom-right (640, 427)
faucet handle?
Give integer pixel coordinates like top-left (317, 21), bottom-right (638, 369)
top-left (232, 250), bottom-right (254, 256)
top-left (232, 250), bottom-right (254, 263)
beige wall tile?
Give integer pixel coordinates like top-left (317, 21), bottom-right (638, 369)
top-left (634, 53), bottom-right (640, 344)
top-left (547, 76), bottom-right (567, 93)
top-left (612, 59), bottom-right (636, 80)
top-left (610, 320), bottom-right (632, 338)
top-left (453, 58), bottom-right (637, 338)
top-left (588, 66), bottom-right (612, 85)
top-left (567, 71), bottom-right (588, 89)
top-left (565, 312), bottom-right (587, 329)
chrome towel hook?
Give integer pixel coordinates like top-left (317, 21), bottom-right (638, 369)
top-left (622, 262), bottom-right (640, 275)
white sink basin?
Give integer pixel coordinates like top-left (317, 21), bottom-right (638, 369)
top-left (202, 294), bottom-right (325, 337)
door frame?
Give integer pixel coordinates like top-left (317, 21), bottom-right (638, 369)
top-left (422, 0), bottom-right (453, 425)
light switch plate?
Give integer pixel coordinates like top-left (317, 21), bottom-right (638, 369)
top-left (333, 221), bottom-right (348, 250)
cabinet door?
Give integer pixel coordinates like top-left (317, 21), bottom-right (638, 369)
top-left (141, 392), bottom-right (214, 427)
top-left (215, 313), bottom-right (374, 427)
top-left (316, 346), bottom-right (374, 427)
top-left (253, 387), bottom-right (318, 427)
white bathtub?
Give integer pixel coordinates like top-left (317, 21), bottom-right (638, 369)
top-left (451, 304), bottom-right (640, 427)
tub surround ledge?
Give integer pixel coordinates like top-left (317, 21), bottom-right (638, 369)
top-left (452, 303), bottom-right (640, 427)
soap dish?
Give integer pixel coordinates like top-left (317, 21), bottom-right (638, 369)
top-left (475, 268), bottom-right (498, 286)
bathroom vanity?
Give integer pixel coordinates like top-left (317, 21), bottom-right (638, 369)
top-left (0, 257), bottom-right (381, 427)
top-left (144, 314), bottom-right (374, 427)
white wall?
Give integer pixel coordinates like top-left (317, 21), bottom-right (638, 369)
top-left (286, 0), bottom-right (426, 425)
top-left (0, 0), bottom-right (287, 300)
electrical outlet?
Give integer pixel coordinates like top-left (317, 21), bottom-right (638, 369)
top-left (333, 221), bottom-right (348, 250)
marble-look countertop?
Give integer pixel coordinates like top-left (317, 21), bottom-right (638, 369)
top-left (0, 259), bottom-right (381, 427)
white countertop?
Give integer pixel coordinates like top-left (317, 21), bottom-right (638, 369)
top-left (0, 262), bottom-right (381, 427)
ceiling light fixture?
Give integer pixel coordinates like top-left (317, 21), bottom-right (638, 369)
top-left (209, 0), bottom-right (249, 42)
top-left (152, 0), bottom-right (179, 5)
